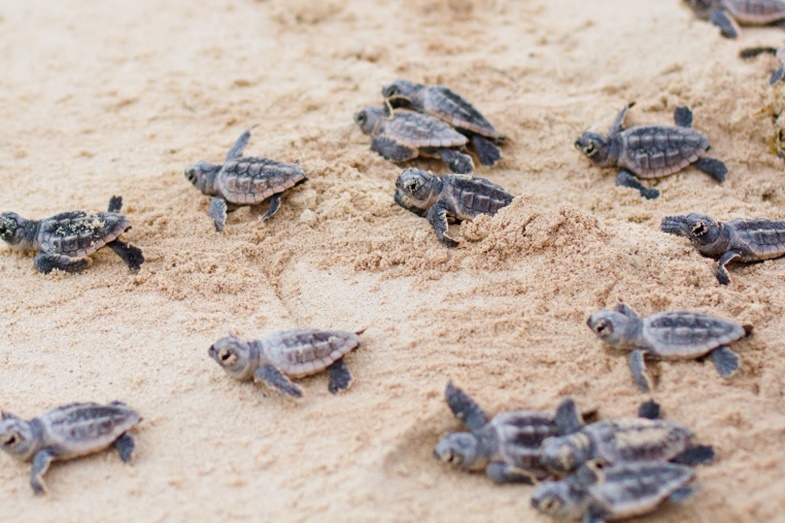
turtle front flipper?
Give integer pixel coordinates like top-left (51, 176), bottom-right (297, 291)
top-left (260, 194), bottom-right (281, 221)
top-left (610, 102), bottom-right (635, 135)
top-left (770, 66), bottom-right (785, 85)
top-left (113, 433), bottom-right (136, 463)
top-left (671, 444), bottom-right (715, 466)
top-left (629, 349), bottom-right (652, 392)
top-left (30, 448), bottom-right (56, 495)
top-left (554, 397), bottom-right (582, 435)
top-left (371, 135), bottom-right (418, 162)
top-left (107, 240), bottom-right (144, 271)
top-left (470, 134), bottom-right (501, 166)
top-left (107, 195), bottom-right (123, 213)
top-left (709, 345), bottom-right (740, 377)
top-left (716, 249), bottom-right (742, 285)
top-left (444, 381), bottom-right (489, 432)
top-left (614, 302), bottom-right (641, 320)
top-left (616, 170), bottom-right (660, 200)
top-left (327, 357), bottom-right (353, 394)
top-left (673, 107), bottom-right (693, 128)
top-left (254, 364), bottom-right (303, 398)
top-left (34, 252), bottom-right (92, 274)
top-left (394, 190), bottom-right (427, 217)
top-left (209, 196), bottom-right (228, 232)
top-left (693, 157), bottom-right (727, 183)
top-left (709, 8), bottom-right (739, 39)
top-left (485, 462), bottom-right (535, 484)
top-left (437, 148), bottom-right (473, 174)
top-left (426, 202), bottom-right (459, 248)
top-left (226, 128), bottom-right (254, 161)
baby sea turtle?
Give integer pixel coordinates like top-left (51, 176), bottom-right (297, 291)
top-left (394, 168), bottom-right (513, 247)
top-left (531, 461), bottom-right (695, 523)
top-left (575, 103), bottom-right (727, 200)
top-left (0, 196), bottom-right (144, 274)
top-left (661, 213), bottom-right (785, 284)
top-left (382, 80), bottom-right (504, 166)
top-left (433, 382), bottom-right (584, 484)
top-left (185, 128), bottom-right (307, 232)
top-left (740, 46), bottom-right (785, 84)
top-left (684, 0), bottom-right (785, 39)
top-left (208, 328), bottom-right (364, 398)
top-left (587, 303), bottom-right (751, 392)
top-left (540, 415), bottom-right (714, 475)
top-left (0, 402), bottom-right (141, 495)
top-left (354, 106), bottom-right (474, 174)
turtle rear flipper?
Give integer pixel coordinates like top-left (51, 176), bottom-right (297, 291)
top-left (107, 196), bottom-right (123, 213)
top-left (672, 444), bottom-right (715, 466)
top-left (434, 148), bottom-right (473, 174)
top-left (113, 433), bottom-right (136, 463)
top-left (327, 358), bottom-right (353, 394)
top-left (693, 157), bottom-right (727, 183)
top-left (470, 134), bottom-right (501, 166)
top-left (668, 486), bottom-right (696, 503)
top-left (444, 381), bottom-right (488, 432)
top-left (710, 8), bottom-right (740, 38)
top-left (107, 240), bottom-right (144, 271)
top-left (710, 345), bottom-right (740, 377)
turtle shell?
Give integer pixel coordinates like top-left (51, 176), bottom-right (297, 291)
top-left (584, 418), bottom-right (692, 465)
top-left (642, 311), bottom-right (746, 358)
top-left (37, 211), bottom-right (131, 258)
top-left (217, 157), bottom-right (306, 205)
top-left (726, 0), bottom-right (785, 24)
top-left (489, 411), bottom-right (560, 479)
top-left (616, 126), bottom-right (709, 179)
top-left (40, 402), bottom-right (141, 459)
top-left (381, 110), bottom-right (468, 149)
top-left (259, 328), bottom-right (361, 378)
top-left (727, 218), bottom-right (785, 261)
top-left (441, 174), bottom-right (513, 220)
top-left (423, 86), bottom-right (500, 139)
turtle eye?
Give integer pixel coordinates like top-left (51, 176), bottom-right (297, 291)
top-left (692, 221), bottom-right (708, 236)
top-left (404, 180), bottom-right (421, 193)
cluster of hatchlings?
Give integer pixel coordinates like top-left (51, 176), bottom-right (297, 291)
top-left (2, 1), bottom-right (785, 520)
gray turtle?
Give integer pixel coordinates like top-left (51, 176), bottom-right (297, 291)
top-left (433, 382), bottom-right (585, 484)
top-left (208, 328), bottom-right (364, 398)
top-left (740, 46), bottom-right (785, 84)
top-left (575, 104), bottom-right (727, 200)
top-left (587, 303), bottom-right (751, 392)
top-left (540, 413), bottom-right (714, 475)
top-left (531, 461), bottom-right (695, 523)
top-left (354, 106), bottom-right (474, 174)
top-left (684, 0), bottom-right (785, 39)
top-left (394, 168), bottom-right (513, 247)
top-left (382, 80), bottom-right (504, 166)
top-left (661, 213), bottom-right (785, 285)
top-left (185, 128), bottom-right (307, 232)
top-left (0, 402), bottom-right (141, 495)
top-left (0, 196), bottom-right (143, 274)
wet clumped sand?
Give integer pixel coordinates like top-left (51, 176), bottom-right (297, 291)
top-left (1, 0), bottom-right (785, 521)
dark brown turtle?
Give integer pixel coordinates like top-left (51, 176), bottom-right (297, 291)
top-left (394, 168), bottom-right (513, 247)
top-left (354, 106), bottom-right (474, 174)
top-left (740, 46), bottom-right (785, 84)
top-left (208, 328), bottom-right (364, 398)
top-left (0, 402), bottom-right (141, 495)
top-left (661, 213), bottom-right (785, 284)
top-left (381, 80), bottom-right (504, 166)
top-left (575, 103), bottom-right (727, 199)
top-left (587, 303), bottom-right (751, 392)
top-left (0, 196), bottom-right (143, 274)
top-left (684, 0), bottom-right (785, 39)
top-left (531, 462), bottom-right (696, 523)
top-left (433, 382), bottom-right (585, 484)
top-left (185, 128), bottom-right (307, 232)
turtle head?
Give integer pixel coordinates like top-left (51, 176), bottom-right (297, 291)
top-left (395, 169), bottom-right (440, 207)
top-left (354, 106), bottom-right (386, 136)
top-left (208, 335), bottom-right (258, 381)
top-left (433, 432), bottom-right (485, 471)
top-left (381, 80), bottom-right (422, 103)
top-left (531, 480), bottom-right (586, 521)
top-left (0, 413), bottom-right (38, 461)
top-left (540, 434), bottom-right (592, 474)
top-left (0, 212), bottom-right (30, 248)
top-left (682, 0), bottom-right (716, 18)
top-left (587, 310), bottom-right (639, 349)
top-left (575, 132), bottom-right (611, 165)
top-left (660, 214), bottom-right (721, 246)
top-left (184, 161), bottom-right (221, 195)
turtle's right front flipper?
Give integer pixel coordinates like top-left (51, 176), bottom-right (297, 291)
top-left (709, 8), bottom-right (739, 39)
top-left (209, 196), bottom-right (228, 232)
top-left (254, 364), bottom-right (303, 398)
top-left (437, 148), bottom-right (473, 174)
top-left (30, 448), bottom-right (56, 495)
top-left (426, 202), bottom-right (459, 248)
top-left (616, 170), bottom-right (660, 200)
top-left (470, 134), bottom-right (501, 166)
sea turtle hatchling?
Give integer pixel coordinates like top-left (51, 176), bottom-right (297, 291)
top-left (740, 46), bottom-right (785, 85)
top-left (684, 0), bottom-right (785, 39)
top-left (661, 213), bottom-right (785, 284)
top-left (540, 413), bottom-right (715, 475)
top-left (433, 381), bottom-right (585, 484)
top-left (185, 128), bottom-right (307, 232)
top-left (382, 80), bottom-right (505, 167)
top-left (0, 402), bottom-right (141, 495)
top-left (208, 328), bottom-right (364, 398)
top-left (354, 105), bottom-right (475, 174)
top-left (531, 461), bottom-right (696, 523)
top-left (0, 196), bottom-right (144, 274)
top-left (394, 168), bottom-right (513, 247)
top-left (587, 303), bottom-right (752, 392)
top-left (575, 103), bottom-right (727, 200)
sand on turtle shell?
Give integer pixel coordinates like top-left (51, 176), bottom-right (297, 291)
top-left (1, 0), bottom-right (785, 521)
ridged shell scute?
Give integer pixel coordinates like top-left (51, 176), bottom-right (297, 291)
top-left (37, 211), bottom-right (131, 257)
top-left (218, 157), bottom-right (306, 205)
top-left (643, 312), bottom-right (745, 357)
